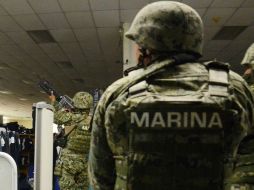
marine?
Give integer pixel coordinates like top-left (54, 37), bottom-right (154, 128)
top-left (54, 91), bottom-right (93, 190)
top-left (88, 2), bottom-right (254, 190)
top-left (241, 43), bottom-right (254, 92)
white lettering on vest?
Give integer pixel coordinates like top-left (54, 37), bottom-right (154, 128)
top-left (151, 112), bottom-right (166, 128)
top-left (167, 112), bottom-right (181, 128)
top-left (208, 113), bottom-right (222, 128)
top-left (191, 112), bottom-right (206, 128)
top-left (131, 112), bottom-right (149, 127)
top-left (130, 112), bottom-right (223, 128)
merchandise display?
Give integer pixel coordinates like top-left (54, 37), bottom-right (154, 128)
top-left (0, 124), bottom-right (34, 190)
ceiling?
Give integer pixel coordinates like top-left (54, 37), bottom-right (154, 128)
top-left (0, 0), bottom-right (253, 119)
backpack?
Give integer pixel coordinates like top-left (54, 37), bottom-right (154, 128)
top-left (106, 57), bottom-right (241, 190)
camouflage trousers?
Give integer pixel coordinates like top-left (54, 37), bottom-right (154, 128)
top-left (56, 149), bottom-right (89, 190)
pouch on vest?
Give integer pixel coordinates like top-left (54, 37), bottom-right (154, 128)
top-left (55, 136), bottom-right (68, 148)
top-left (55, 125), bottom-right (77, 148)
top-left (108, 61), bottom-right (242, 190)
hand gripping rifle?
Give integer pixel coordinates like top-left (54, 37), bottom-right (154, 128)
top-left (38, 80), bottom-right (74, 110)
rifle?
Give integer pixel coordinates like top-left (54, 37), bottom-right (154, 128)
top-left (38, 80), bottom-right (74, 110)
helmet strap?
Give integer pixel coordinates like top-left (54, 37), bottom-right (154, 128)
top-left (138, 48), bottom-right (152, 67)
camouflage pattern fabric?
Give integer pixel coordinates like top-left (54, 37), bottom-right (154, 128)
top-left (125, 1), bottom-right (203, 56)
top-left (54, 92), bottom-right (93, 190)
top-left (73, 91), bottom-right (93, 109)
top-left (88, 2), bottom-right (254, 190)
top-left (54, 108), bottom-right (72, 125)
top-left (55, 111), bottom-right (91, 190)
top-left (241, 43), bottom-right (254, 67)
top-left (88, 57), bottom-right (254, 190)
top-left (241, 43), bottom-right (254, 95)
top-left (59, 149), bottom-right (89, 189)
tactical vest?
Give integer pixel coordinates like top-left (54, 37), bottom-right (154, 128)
top-left (106, 61), bottom-right (244, 190)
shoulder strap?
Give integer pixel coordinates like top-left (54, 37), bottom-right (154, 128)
top-left (64, 125), bottom-right (77, 138)
top-left (204, 60), bottom-right (230, 97)
top-left (118, 54), bottom-right (197, 97)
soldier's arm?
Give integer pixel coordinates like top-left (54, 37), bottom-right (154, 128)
top-left (228, 72), bottom-right (254, 185)
top-left (88, 99), bottom-right (116, 190)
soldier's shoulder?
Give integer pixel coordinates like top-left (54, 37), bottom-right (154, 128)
top-left (228, 70), bottom-right (251, 96)
top-left (99, 76), bottom-right (131, 106)
top-left (241, 43), bottom-right (254, 65)
top-left (229, 70), bottom-right (246, 83)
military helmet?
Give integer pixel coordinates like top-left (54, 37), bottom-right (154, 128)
top-left (125, 1), bottom-right (204, 56)
top-left (73, 91), bottom-right (93, 109)
top-left (241, 43), bottom-right (254, 65)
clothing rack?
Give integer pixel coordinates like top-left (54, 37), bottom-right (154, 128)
top-left (0, 123), bottom-right (34, 190)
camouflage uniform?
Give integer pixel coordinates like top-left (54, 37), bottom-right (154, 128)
top-left (54, 92), bottom-right (93, 190)
top-left (241, 43), bottom-right (254, 92)
top-left (88, 2), bottom-right (254, 190)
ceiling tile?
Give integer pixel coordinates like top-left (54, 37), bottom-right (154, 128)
top-left (182, 0), bottom-right (213, 8)
top-left (29, 51), bottom-right (51, 63)
top-left (50, 29), bottom-right (76, 42)
top-left (67, 53), bottom-right (87, 66)
top-left (80, 42), bottom-right (102, 59)
top-left (201, 51), bottom-right (219, 60)
top-left (216, 47), bottom-right (243, 62)
top-left (120, 0), bottom-right (149, 9)
top-left (0, 51), bottom-right (20, 65)
top-left (211, 0), bottom-right (245, 7)
top-left (66, 12), bottom-right (94, 29)
top-left (0, 15), bottom-right (22, 32)
top-left (39, 13), bottom-right (70, 29)
top-left (1, 44), bottom-right (27, 56)
top-left (60, 42), bottom-right (83, 55)
top-left (39, 43), bottom-right (61, 54)
top-left (204, 40), bottom-right (231, 52)
top-left (204, 26), bottom-right (221, 41)
top-left (0, 6), bottom-right (8, 15)
top-left (27, 0), bottom-right (61, 13)
top-left (27, 30), bottom-right (56, 44)
top-left (39, 43), bottom-right (69, 62)
top-left (228, 40), bottom-right (253, 53)
top-left (19, 44), bottom-right (43, 55)
top-left (242, 0), bottom-right (254, 7)
top-left (13, 14), bottom-right (45, 30)
top-left (0, 32), bottom-right (15, 45)
top-left (212, 26), bottom-right (247, 40)
top-left (195, 8), bottom-right (207, 17)
top-left (98, 27), bottom-right (120, 52)
top-left (90, 0), bottom-right (119, 10)
top-left (1, 0), bottom-right (34, 15)
top-left (120, 9), bottom-right (139, 23)
top-left (93, 10), bottom-right (120, 27)
top-left (215, 40), bottom-right (251, 64)
top-left (203, 8), bottom-right (235, 26)
top-left (226, 8), bottom-right (254, 26)
top-left (74, 28), bottom-right (97, 42)
top-left (59, 0), bottom-right (90, 12)
top-left (6, 31), bottom-right (35, 44)
top-left (235, 26), bottom-right (254, 41)
top-left (149, 0), bottom-right (182, 2)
